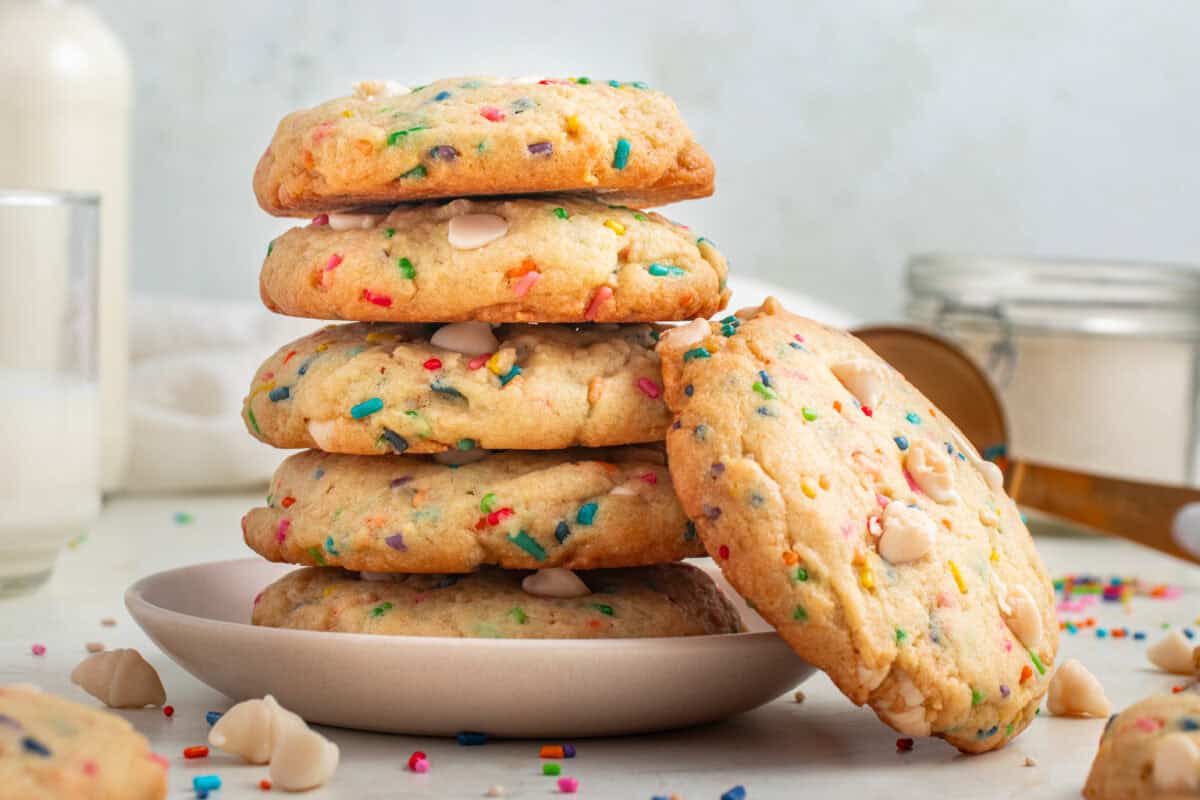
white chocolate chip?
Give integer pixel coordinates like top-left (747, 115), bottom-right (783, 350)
top-left (948, 428), bottom-right (1005, 491)
top-left (210, 697), bottom-right (277, 764)
top-left (268, 701), bottom-right (340, 792)
top-left (979, 507), bottom-right (1000, 527)
top-left (608, 483), bottom-right (638, 496)
top-left (1153, 732), bottom-right (1200, 792)
top-left (307, 420), bottom-right (336, 450)
top-left (877, 503), bottom-right (935, 564)
top-left (1003, 585), bottom-right (1043, 650)
top-left (512, 75), bottom-right (544, 85)
top-left (327, 212), bottom-right (384, 231)
top-left (448, 213), bottom-right (509, 250)
top-left (432, 447), bottom-right (490, 466)
top-left (904, 439), bottom-right (959, 504)
top-left (70, 649), bottom-right (166, 709)
top-left (991, 572), bottom-right (1011, 615)
top-left (830, 358), bottom-right (887, 409)
top-left (430, 321), bottom-right (499, 356)
top-left (354, 80), bottom-right (410, 99)
top-left (660, 319), bottom-right (711, 352)
top-left (1148, 630), bottom-right (1197, 675)
top-left (1047, 659), bottom-right (1110, 718)
top-left (521, 568), bottom-right (591, 599)
top-left (880, 673), bottom-right (931, 736)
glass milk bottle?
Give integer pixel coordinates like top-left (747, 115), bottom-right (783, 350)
top-left (0, 0), bottom-right (132, 490)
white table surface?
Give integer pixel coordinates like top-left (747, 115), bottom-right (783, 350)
top-left (2, 493), bottom-right (1197, 800)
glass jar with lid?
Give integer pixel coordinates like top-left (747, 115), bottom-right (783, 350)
top-left (906, 254), bottom-right (1200, 487)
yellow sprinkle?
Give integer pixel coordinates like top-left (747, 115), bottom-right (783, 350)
top-left (250, 381), bottom-right (276, 399)
top-left (801, 479), bottom-right (817, 499)
top-left (603, 219), bottom-right (626, 236)
top-left (948, 559), bottom-right (967, 594)
top-left (989, 548), bottom-right (999, 562)
top-left (341, 109), bottom-right (354, 118)
top-left (860, 565), bottom-right (875, 590)
top-left (364, 331), bottom-right (397, 345)
top-left (316, 343), bottom-right (330, 352)
top-left (487, 353), bottom-right (503, 375)
top-left (323, 586), bottom-right (333, 598)
top-left (818, 475), bottom-right (830, 490)
top-left (564, 115), bottom-right (581, 135)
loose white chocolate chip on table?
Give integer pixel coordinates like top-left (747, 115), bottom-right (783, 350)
top-left (1023, 757), bottom-right (1037, 767)
top-left (327, 212), bottom-right (384, 231)
top-left (904, 440), bottom-right (959, 504)
top-left (70, 648), bottom-right (166, 709)
top-left (485, 785), bottom-right (507, 797)
top-left (1046, 659), bottom-right (1110, 718)
top-left (1153, 732), bottom-right (1200, 792)
top-left (522, 568), bottom-right (592, 599)
top-left (448, 213), bottom-right (509, 250)
top-left (1148, 630), bottom-right (1197, 674)
top-left (307, 419), bottom-right (337, 450)
top-left (210, 696), bottom-right (278, 764)
top-left (430, 321), bottom-right (499, 356)
top-left (661, 319), bottom-right (710, 351)
top-left (269, 703), bottom-right (340, 792)
top-left (353, 80), bottom-right (411, 99)
top-left (1002, 585), bottom-right (1043, 649)
top-left (877, 503), bottom-right (935, 564)
top-left (829, 359), bottom-right (887, 410)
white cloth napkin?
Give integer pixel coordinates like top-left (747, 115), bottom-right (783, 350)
top-left (123, 281), bottom-right (854, 493)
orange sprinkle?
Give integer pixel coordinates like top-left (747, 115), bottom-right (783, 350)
top-left (782, 551), bottom-right (799, 566)
top-left (260, 779), bottom-right (272, 790)
top-left (182, 745), bottom-right (209, 759)
top-left (540, 745), bottom-right (565, 759)
top-left (505, 258), bottom-right (539, 278)
top-left (833, 400), bottom-right (842, 412)
top-left (1020, 665), bottom-right (1033, 683)
top-left (355, 139), bottom-right (373, 155)
top-left (282, 350), bottom-right (298, 364)
top-left (280, 496), bottom-right (296, 509)
top-left (1173, 685), bottom-right (1185, 694)
top-left (1112, 629), bottom-right (1126, 639)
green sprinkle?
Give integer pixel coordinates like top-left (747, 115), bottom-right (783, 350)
top-left (1029, 649), bottom-right (1046, 675)
top-left (267, 240), bottom-right (274, 256)
top-left (1005, 723), bottom-right (1014, 737)
top-left (683, 347), bottom-right (710, 362)
top-left (576, 502), bottom-right (598, 525)
top-left (575, 76), bottom-right (591, 85)
top-left (630, 81), bottom-right (649, 89)
top-left (370, 602), bottom-right (394, 618)
top-left (793, 606), bottom-right (808, 621)
top-left (350, 397), bottom-right (384, 419)
top-left (794, 566), bottom-right (808, 582)
top-left (387, 126), bottom-right (428, 145)
top-left (480, 493), bottom-right (497, 513)
top-left (906, 411), bottom-right (922, 425)
top-left (457, 438), bottom-right (476, 450)
top-left (384, 228), bottom-right (396, 238)
top-left (802, 407), bottom-right (819, 421)
top-left (632, 212), bottom-right (647, 221)
top-left (400, 164), bottom-right (427, 180)
top-left (648, 263), bottom-right (685, 277)
top-left (591, 604), bottom-right (614, 616)
top-left (971, 689), bottom-right (984, 706)
top-left (612, 137), bottom-right (631, 169)
top-left (509, 607), bottom-right (528, 624)
top-left (507, 530), bottom-right (547, 561)
top-left (697, 236), bottom-right (713, 247)
top-left (552, 207), bottom-right (569, 220)
top-left (324, 536), bottom-right (339, 555)
top-left (397, 257), bottom-right (416, 279)
top-left (752, 381), bottom-right (777, 400)
top-left (307, 546), bottom-right (326, 565)
top-left (246, 407), bottom-right (261, 435)
top-left (896, 628), bottom-right (908, 643)
top-left (721, 324), bottom-right (737, 337)
top-left (476, 140), bottom-right (486, 153)
top-left (543, 763), bottom-right (562, 776)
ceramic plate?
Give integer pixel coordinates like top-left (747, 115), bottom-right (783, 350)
top-left (126, 558), bottom-right (813, 738)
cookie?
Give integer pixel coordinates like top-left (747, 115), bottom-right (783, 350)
top-left (0, 684), bottom-right (167, 800)
top-left (251, 564), bottom-right (744, 639)
top-left (656, 298), bottom-right (1059, 753)
top-left (260, 196), bottom-right (728, 323)
top-left (244, 447), bottom-right (702, 572)
top-left (244, 321), bottom-right (670, 454)
top-left (1084, 692), bottom-right (1200, 799)
top-left (253, 76), bottom-right (714, 216)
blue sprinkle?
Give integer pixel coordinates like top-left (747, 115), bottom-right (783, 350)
top-left (608, 79), bottom-right (621, 87)
top-left (945, 442), bottom-right (954, 454)
top-left (612, 137), bottom-right (631, 169)
top-left (381, 428), bottom-right (409, 453)
top-left (562, 743), bottom-right (576, 757)
top-left (268, 386), bottom-right (290, 402)
top-left (684, 384), bottom-right (694, 396)
top-left (432, 575), bottom-right (460, 589)
top-left (1096, 629), bottom-right (1108, 638)
top-left (721, 787), bottom-right (746, 800)
top-left (457, 731), bottom-right (488, 746)
top-left (905, 411), bottom-right (921, 425)
top-left (756, 406), bottom-right (776, 417)
top-left (205, 711), bottom-right (223, 726)
top-left (499, 365), bottom-right (522, 386)
top-left (684, 520), bottom-right (696, 541)
top-left (325, 536), bottom-right (339, 555)
top-left (297, 356), bottom-right (316, 376)
top-left (576, 503), bottom-right (598, 525)
top-left (555, 521), bottom-right (571, 543)
top-left (694, 424), bottom-right (708, 440)
top-left (683, 347), bottom-right (710, 362)
top-left (894, 436), bottom-right (909, 451)
top-left (193, 775), bottom-right (222, 792)
top-left (1181, 717), bottom-right (1200, 731)
top-left (982, 443), bottom-right (1008, 461)
top-left (1134, 631), bottom-right (1146, 640)
top-left (434, 90), bottom-right (451, 101)
top-left (350, 397), bottom-right (384, 419)
top-left (21, 736), bottom-right (51, 757)
top-left (1185, 629), bottom-right (1195, 639)
top-left (758, 370), bottom-right (771, 387)
top-left (313, 467), bottom-right (325, 479)
top-left (789, 341), bottom-right (805, 350)
top-left (431, 380), bottom-right (465, 399)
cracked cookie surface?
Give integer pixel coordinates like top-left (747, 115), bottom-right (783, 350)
top-left (656, 298), bottom-right (1058, 753)
top-left (245, 447), bottom-right (702, 572)
top-left (252, 563), bottom-right (743, 639)
top-left (260, 196), bottom-right (727, 324)
top-left (254, 76), bottom-right (714, 216)
top-left (244, 321), bottom-right (670, 454)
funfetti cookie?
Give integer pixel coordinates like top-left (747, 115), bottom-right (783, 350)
top-left (0, 684), bottom-right (167, 800)
top-left (1084, 692), bottom-right (1200, 799)
top-left (243, 321), bottom-right (671, 454)
top-left (252, 564), bottom-right (744, 639)
top-left (655, 298), bottom-right (1059, 754)
top-left (260, 196), bottom-right (728, 324)
top-left (253, 76), bottom-right (714, 215)
top-left (245, 447), bottom-right (702, 573)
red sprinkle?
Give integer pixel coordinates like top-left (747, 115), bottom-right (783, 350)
top-left (487, 508), bottom-right (515, 526)
top-left (280, 496), bottom-right (296, 509)
top-left (1173, 685), bottom-right (1185, 694)
top-left (468, 353), bottom-right (492, 370)
top-left (82, 759), bottom-right (99, 775)
top-left (635, 377), bottom-right (661, 399)
top-left (584, 286), bottom-right (614, 321)
top-left (320, 253), bottom-right (342, 288)
top-left (362, 289), bottom-right (393, 307)
top-left (276, 519), bottom-right (291, 543)
top-left (896, 738), bottom-right (914, 752)
top-left (512, 269), bottom-right (541, 298)
top-left (31, 644), bottom-right (45, 656)
top-left (480, 106), bottom-right (506, 122)
top-left (260, 779), bottom-right (272, 790)
top-left (861, 406), bottom-right (874, 417)
top-left (311, 213), bottom-right (329, 227)
top-left (423, 358), bottom-right (443, 371)
top-left (408, 750), bottom-right (427, 770)
top-left (718, 545), bottom-right (730, 559)
top-left (163, 705), bottom-right (175, 718)
top-left (282, 350), bottom-right (297, 364)
top-left (638, 472), bottom-right (658, 485)
top-left (183, 745), bottom-right (209, 759)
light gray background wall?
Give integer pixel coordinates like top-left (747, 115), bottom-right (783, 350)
top-left (97, 0), bottom-right (1200, 320)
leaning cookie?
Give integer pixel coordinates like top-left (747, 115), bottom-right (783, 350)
top-left (244, 321), bottom-right (670, 454)
top-left (1084, 692), bottom-right (1200, 799)
top-left (254, 76), bottom-right (714, 215)
top-left (261, 196), bottom-right (728, 323)
top-left (245, 448), bottom-right (702, 572)
top-left (0, 684), bottom-right (167, 800)
top-left (252, 564), bottom-right (744, 639)
top-left (656, 298), bottom-right (1058, 754)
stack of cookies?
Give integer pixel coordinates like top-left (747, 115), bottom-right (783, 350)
top-left (240, 76), bottom-right (743, 641)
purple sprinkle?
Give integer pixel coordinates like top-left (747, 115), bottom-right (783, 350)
top-left (527, 141), bottom-right (553, 156)
top-left (710, 462), bottom-right (725, 478)
top-left (999, 684), bottom-right (1010, 698)
top-left (430, 145), bottom-right (459, 161)
top-left (562, 743), bottom-right (576, 758)
top-left (385, 533), bottom-right (408, 551)
top-left (390, 476), bottom-right (413, 489)
top-left (0, 714), bottom-right (21, 730)
top-left (703, 505), bottom-right (722, 521)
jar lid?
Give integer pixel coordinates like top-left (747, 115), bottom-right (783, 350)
top-left (907, 253), bottom-right (1200, 337)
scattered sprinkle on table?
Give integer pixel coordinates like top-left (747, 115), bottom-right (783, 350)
top-left (183, 745), bottom-right (209, 759)
top-left (260, 779), bottom-right (272, 790)
top-left (30, 644), bottom-right (45, 656)
top-left (412, 757), bottom-right (430, 773)
top-left (557, 776), bottom-right (579, 793)
top-left (543, 763), bottom-right (562, 776)
top-left (193, 775), bottom-right (221, 793)
top-left (408, 750), bottom-right (426, 770)
top-left (457, 731), bottom-right (488, 746)
top-left (793, 690), bottom-right (806, 704)
top-left (162, 705), bottom-right (174, 718)
top-left (896, 738), bottom-right (914, 752)
top-left (205, 711), bottom-right (222, 726)
top-left (101, 617), bottom-right (116, 627)
top-left (721, 786), bottom-right (746, 800)
top-left (173, 511), bottom-right (194, 525)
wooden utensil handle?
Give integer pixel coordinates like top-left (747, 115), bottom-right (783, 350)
top-left (1008, 460), bottom-right (1200, 565)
